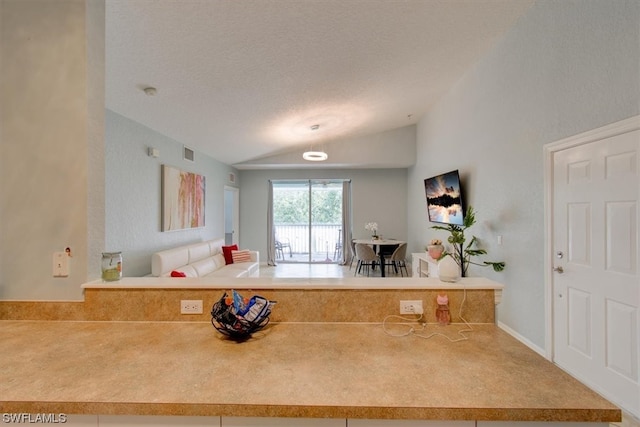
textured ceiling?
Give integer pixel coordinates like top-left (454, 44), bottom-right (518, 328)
top-left (105, 0), bottom-right (534, 168)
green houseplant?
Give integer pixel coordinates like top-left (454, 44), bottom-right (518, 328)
top-left (431, 206), bottom-right (505, 277)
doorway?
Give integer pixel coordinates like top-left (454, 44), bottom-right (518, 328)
top-left (545, 116), bottom-right (640, 418)
top-left (272, 180), bottom-right (344, 263)
top-left (224, 186), bottom-right (239, 246)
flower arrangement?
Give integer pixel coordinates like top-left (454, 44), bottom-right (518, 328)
top-left (365, 222), bottom-right (379, 238)
top-left (427, 238), bottom-right (444, 259)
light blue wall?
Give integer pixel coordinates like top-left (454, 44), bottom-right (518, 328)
top-left (407, 0), bottom-right (640, 350)
top-left (239, 168), bottom-right (408, 258)
top-left (105, 110), bottom-right (239, 276)
top-left (0, 0), bottom-right (104, 301)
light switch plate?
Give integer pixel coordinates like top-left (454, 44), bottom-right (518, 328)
top-left (53, 252), bottom-right (69, 277)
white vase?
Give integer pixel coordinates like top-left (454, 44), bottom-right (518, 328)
top-left (438, 256), bottom-right (461, 283)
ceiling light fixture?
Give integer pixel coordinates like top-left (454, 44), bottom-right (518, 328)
top-left (303, 124), bottom-right (328, 162)
top-left (303, 150), bottom-right (328, 161)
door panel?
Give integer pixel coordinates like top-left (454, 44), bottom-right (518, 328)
top-left (567, 202), bottom-right (591, 265)
top-left (553, 126), bottom-right (639, 417)
top-left (606, 201), bottom-right (636, 274)
top-left (606, 299), bottom-right (637, 380)
top-left (567, 287), bottom-right (591, 356)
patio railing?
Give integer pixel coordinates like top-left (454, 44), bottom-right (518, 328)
top-left (275, 224), bottom-right (342, 261)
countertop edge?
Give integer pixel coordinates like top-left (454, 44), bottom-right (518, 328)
top-left (0, 401), bottom-right (621, 422)
top-left (81, 276), bottom-right (505, 290)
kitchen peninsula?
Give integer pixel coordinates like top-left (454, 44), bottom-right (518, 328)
top-left (0, 277), bottom-right (620, 426)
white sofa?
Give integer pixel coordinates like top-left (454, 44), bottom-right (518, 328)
top-left (151, 238), bottom-right (259, 278)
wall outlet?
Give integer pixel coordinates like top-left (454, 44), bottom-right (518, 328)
top-left (400, 300), bottom-right (423, 315)
top-left (180, 299), bottom-right (203, 314)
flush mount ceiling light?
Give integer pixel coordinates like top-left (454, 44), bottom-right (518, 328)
top-left (303, 150), bottom-right (328, 161)
top-left (303, 124), bottom-right (328, 162)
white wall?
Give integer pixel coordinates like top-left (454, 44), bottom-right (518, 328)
top-left (0, 0), bottom-right (104, 300)
top-left (407, 0), bottom-right (640, 349)
top-left (240, 168), bottom-right (408, 258)
top-left (105, 110), bottom-right (239, 277)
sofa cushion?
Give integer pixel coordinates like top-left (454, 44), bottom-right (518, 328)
top-left (171, 270), bottom-right (186, 277)
top-left (151, 247), bottom-right (189, 277)
top-left (178, 265), bottom-right (198, 278)
top-left (222, 245), bottom-right (238, 264)
top-left (212, 253), bottom-right (226, 269)
top-left (191, 257), bottom-right (217, 277)
top-left (231, 249), bottom-right (252, 263)
top-left (207, 263), bottom-right (255, 278)
top-left (188, 242), bottom-right (212, 264)
top-left (208, 239), bottom-right (224, 256)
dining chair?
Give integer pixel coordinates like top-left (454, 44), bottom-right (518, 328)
top-left (386, 243), bottom-right (408, 277)
top-left (354, 243), bottom-right (379, 276)
top-left (348, 239), bottom-right (357, 270)
top-left (333, 228), bottom-right (343, 261)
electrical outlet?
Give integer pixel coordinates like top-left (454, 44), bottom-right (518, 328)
top-left (400, 300), bottom-right (423, 315)
top-left (180, 300), bottom-right (203, 314)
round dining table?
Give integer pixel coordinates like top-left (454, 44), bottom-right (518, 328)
top-left (353, 239), bottom-right (406, 277)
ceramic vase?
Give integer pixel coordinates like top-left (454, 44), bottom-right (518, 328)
top-left (427, 244), bottom-right (444, 259)
top-left (438, 256), bottom-right (461, 283)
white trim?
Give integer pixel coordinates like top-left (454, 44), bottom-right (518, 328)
top-left (542, 115), bottom-right (640, 363)
top-left (498, 321), bottom-right (546, 358)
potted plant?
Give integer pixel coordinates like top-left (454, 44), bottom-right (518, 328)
top-left (426, 238), bottom-right (444, 259)
top-left (431, 206), bottom-right (505, 278)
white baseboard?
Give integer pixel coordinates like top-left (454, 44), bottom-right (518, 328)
top-left (497, 321), bottom-right (547, 358)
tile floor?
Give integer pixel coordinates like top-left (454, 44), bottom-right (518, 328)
top-left (259, 261), bottom-right (408, 278)
top-left (259, 262), bottom-right (639, 427)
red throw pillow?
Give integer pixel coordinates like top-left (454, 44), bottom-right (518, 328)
top-left (171, 270), bottom-right (186, 277)
top-left (222, 244), bottom-right (238, 265)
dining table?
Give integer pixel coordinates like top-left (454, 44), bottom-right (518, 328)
top-left (353, 238), bottom-right (406, 277)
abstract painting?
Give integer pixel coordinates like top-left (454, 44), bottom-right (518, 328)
top-left (162, 165), bottom-right (205, 231)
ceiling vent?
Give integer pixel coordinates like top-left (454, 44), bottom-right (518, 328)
top-left (183, 146), bottom-right (195, 162)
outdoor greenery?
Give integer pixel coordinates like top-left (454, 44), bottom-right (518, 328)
top-left (273, 187), bottom-right (342, 224)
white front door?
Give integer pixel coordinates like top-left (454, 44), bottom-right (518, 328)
top-left (551, 117), bottom-right (639, 417)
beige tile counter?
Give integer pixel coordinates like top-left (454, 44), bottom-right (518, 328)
top-left (0, 320), bottom-right (619, 422)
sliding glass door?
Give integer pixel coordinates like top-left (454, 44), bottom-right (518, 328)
top-left (272, 180), bottom-right (343, 263)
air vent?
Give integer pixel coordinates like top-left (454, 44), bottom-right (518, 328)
top-left (229, 173), bottom-right (236, 183)
top-left (183, 146), bottom-right (195, 162)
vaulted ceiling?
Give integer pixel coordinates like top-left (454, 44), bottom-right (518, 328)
top-left (105, 0), bottom-right (534, 169)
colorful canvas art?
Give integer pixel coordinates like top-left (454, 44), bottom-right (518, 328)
top-left (162, 165), bottom-right (205, 231)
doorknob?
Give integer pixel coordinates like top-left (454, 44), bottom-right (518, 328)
top-left (553, 266), bottom-right (564, 273)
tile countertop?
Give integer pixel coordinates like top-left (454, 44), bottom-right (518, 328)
top-left (0, 320), bottom-right (620, 422)
top-left (80, 276), bottom-right (506, 290)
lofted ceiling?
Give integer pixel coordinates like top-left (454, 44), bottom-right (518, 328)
top-left (105, 0), bottom-right (534, 169)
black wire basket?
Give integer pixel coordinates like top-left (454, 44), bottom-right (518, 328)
top-left (210, 291), bottom-right (274, 339)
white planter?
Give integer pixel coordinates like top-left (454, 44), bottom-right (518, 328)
top-left (437, 256), bottom-right (461, 282)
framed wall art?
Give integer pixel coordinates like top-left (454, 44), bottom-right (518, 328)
top-left (161, 165), bottom-right (205, 231)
